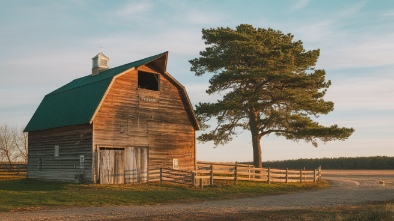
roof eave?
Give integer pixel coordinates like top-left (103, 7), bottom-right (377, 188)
top-left (164, 71), bottom-right (201, 130)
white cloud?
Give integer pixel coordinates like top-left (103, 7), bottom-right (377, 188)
top-left (183, 83), bottom-right (215, 105)
top-left (291, 0), bottom-right (310, 11)
top-left (185, 10), bottom-right (222, 25)
top-left (88, 28), bottom-right (204, 65)
top-left (318, 32), bottom-right (394, 69)
top-left (292, 20), bottom-right (335, 44)
top-left (325, 76), bottom-right (394, 111)
top-left (282, 2), bottom-right (394, 69)
top-left (382, 11), bottom-right (394, 17)
top-left (338, 1), bottom-right (367, 18)
top-left (0, 89), bottom-right (40, 108)
top-left (115, 2), bottom-right (153, 19)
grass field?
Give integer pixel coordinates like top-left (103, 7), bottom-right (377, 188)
top-left (1, 178), bottom-right (393, 220)
top-left (0, 178), bottom-right (327, 212)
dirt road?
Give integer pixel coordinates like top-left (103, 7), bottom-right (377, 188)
top-left (1, 170), bottom-right (394, 221)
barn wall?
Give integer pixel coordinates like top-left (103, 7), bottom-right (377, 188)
top-left (93, 65), bottom-right (196, 183)
top-left (27, 124), bottom-right (93, 182)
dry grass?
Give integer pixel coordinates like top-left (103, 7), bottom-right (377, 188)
top-left (0, 178), bottom-right (327, 212)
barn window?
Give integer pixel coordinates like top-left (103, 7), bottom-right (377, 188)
top-left (173, 158), bottom-right (179, 170)
top-left (54, 146), bottom-right (59, 157)
top-left (80, 155), bottom-right (85, 169)
top-left (138, 71), bottom-right (159, 91)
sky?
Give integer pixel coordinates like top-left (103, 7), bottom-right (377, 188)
top-left (1, 0), bottom-right (393, 162)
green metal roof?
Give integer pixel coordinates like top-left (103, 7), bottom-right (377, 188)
top-left (24, 52), bottom-right (167, 132)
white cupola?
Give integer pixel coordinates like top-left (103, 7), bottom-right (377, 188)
top-left (92, 52), bottom-right (109, 75)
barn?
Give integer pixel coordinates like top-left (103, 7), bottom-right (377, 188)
top-left (24, 52), bottom-right (200, 184)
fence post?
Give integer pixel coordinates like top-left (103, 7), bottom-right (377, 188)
top-left (159, 168), bottom-right (162, 184)
top-left (300, 169), bottom-right (303, 183)
top-left (199, 178), bottom-right (203, 189)
top-left (234, 161), bottom-right (238, 185)
top-left (210, 164), bottom-right (213, 187)
top-left (314, 169), bottom-right (317, 183)
top-left (319, 166), bottom-right (322, 181)
top-left (268, 167), bottom-right (271, 184)
top-left (286, 168), bottom-right (288, 183)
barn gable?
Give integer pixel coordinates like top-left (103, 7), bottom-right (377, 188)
top-left (24, 52), bottom-right (199, 132)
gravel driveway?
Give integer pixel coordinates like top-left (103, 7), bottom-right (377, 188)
top-left (1, 170), bottom-right (394, 221)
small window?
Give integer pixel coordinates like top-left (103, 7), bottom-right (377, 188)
top-left (80, 155), bottom-right (85, 169)
top-left (54, 146), bottom-right (59, 157)
top-left (173, 158), bottom-right (179, 170)
top-left (92, 59), bottom-right (98, 68)
top-left (138, 71), bottom-right (159, 91)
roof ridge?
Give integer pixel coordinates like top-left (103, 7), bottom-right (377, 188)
top-left (48, 52), bottom-right (167, 96)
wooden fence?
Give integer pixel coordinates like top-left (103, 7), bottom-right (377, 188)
top-left (0, 164), bottom-right (27, 178)
top-left (194, 161), bottom-right (322, 187)
top-left (0, 162), bottom-right (321, 187)
top-left (149, 168), bottom-right (194, 186)
top-left (148, 162), bottom-right (321, 188)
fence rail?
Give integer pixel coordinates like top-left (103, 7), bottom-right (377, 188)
top-left (0, 163), bottom-right (27, 178)
top-left (194, 161), bottom-right (322, 187)
top-left (151, 168), bottom-right (194, 186)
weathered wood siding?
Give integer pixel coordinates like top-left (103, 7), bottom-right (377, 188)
top-left (27, 124), bottom-right (92, 182)
top-left (93, 65), bottom-right (196, 183)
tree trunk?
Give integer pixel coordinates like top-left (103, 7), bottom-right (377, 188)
top-left (251, 128), bottom-right (262, 168)
top-left (248, 110), bottom-right (262, 168)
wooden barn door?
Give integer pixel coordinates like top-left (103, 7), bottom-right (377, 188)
top-left (99, 148), bottom-right (125, 184)
top-left (124, 147), bottom-right (148, 183)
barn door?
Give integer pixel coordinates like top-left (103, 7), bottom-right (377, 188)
top-left (99, 148), bottom-right (125, 184)
top-left (124, 147), bottom-right (148, 183)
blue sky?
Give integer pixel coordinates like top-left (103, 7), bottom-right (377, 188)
top-left (1, 0), bottom-right (393, 162)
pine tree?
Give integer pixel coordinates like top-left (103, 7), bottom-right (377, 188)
top-left (190, 24), bottom-right (354, 168)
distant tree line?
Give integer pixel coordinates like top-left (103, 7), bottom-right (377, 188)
top-left (0, 124), bottom-right (28, 164)
top-left (259, 156), bottom-right (394, 170)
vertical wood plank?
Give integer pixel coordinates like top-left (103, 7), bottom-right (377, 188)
top-left (286, 168), bottom-right (288, 184)
top-left (314, 169), bottom-right (317, 183)
top-left (160, 168), bottom-right (162, 184)
top-left (192, 172), bottom-right (195, 187)
top-left (319, 166), bottom-right (322, 181)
